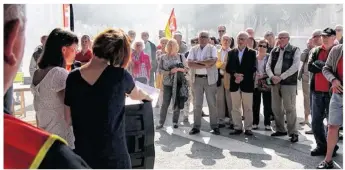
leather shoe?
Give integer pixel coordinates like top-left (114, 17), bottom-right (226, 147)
top-left (244, 130), bottom-right (253, 136)
top-left (189, 128), bottom-right (200, 135)
top-left (271, 131), bottom-right (288, 137)
top-left (290, 134), bottom-right (298, 143)
top-left (230, 129), bottom-right (243, 135)
top-left (211, 128), bottom-right (220, 135)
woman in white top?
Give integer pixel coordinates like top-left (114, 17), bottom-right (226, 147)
top-left (31, 28), bottom-right (78, 148)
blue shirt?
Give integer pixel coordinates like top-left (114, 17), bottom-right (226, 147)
top-left (238, 48), bottom-right (245, 64)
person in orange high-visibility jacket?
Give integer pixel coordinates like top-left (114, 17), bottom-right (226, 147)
top-left (4, 4), bottom-right (90, 169)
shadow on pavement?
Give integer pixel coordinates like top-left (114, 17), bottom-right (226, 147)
top-left (155, 130), bottom-right (190, 153)
top-left (186, 141), bottom-right (225, 166)
top-left (230, 151), bottom-right (271, 168)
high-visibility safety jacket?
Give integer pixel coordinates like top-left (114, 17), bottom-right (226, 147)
top-left (4, 114), bottom-right (67, 169)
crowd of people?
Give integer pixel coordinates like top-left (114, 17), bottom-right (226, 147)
top-left (3, 4), bottom-right (343, 169)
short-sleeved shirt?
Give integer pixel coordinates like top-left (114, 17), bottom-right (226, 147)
top-left (65, 66), bottom-right (135, 169)
top-left (187, 45), bottom-right (217, 75)
top-left (75, 49), bottom-right (92, 63)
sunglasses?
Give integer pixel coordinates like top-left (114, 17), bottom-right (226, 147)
top-left (335, 29), bottom-right (343, 32)
top-left (200, 36), bottom-right (209, 39)
top-left (258, 45), bottom-right (267, 48)
top-left (218, 30), bottom-right (225, 33)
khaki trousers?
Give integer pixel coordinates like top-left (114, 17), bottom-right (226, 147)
top-left (230, 90), bottom-right (253, 130)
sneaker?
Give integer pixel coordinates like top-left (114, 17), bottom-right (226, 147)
top-left (265, 125), bottom-right (271, 131)
top-left (252, 124), bottom-right (258, 130)
top-left (317, 160), bottom-right (334, 169)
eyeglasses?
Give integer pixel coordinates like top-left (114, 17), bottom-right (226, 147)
top-left (238, 38), bottom-right (246, 41)
top-left (258, 45), bottom-right (267, 48)
top-left (218, 30), bottom-right (225, 33)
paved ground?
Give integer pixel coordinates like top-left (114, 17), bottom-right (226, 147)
top-left (14, 82), bottom-right (343, 169)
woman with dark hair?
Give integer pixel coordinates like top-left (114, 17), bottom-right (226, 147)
top-left (247, 37), bottom-right (258, 50)
top-left (64, 28), bottom-right (152, 169)
top-left (31, 28), bottom-right (78, 148)
top-left (230, 37), bottom-right (235, 49)
top-left (209, 36), bottom-right (219, 45)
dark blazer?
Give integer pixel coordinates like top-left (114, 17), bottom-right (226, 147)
top-left (226, 47), bottom-right (257, 93)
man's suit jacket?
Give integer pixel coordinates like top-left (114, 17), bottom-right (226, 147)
top-left (226, 47), bottom-right (257, 93)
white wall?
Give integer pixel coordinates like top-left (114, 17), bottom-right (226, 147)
top-left (22, 4), bottom-right (64, 77)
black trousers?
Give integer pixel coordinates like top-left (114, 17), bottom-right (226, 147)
top-left (253, 88), bottom-right (273, 126)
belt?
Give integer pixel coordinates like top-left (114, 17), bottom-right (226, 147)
top-left (195, 74), bottom-right (207, 78)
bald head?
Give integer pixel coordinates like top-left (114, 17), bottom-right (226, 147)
top-left (245, 27), bottom-right (255, 37)
top-left (4, 4), bottom-right (27, 93)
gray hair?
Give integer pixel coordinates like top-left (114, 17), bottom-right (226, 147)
top-left (198, 31), bottom-right (210, 38)
top-left (312, 29), bottom-right (322, 37)
top-left (141, 31), bottom-right (149, 36)
top-left (245, 27), bottom-right (254, 32)
top-left (131, 39), bottom-right (145, 49)
top-left (221, 34), bottom-right (231, 41)
top-left (237, 31), bottom-right (249, 39)
top-left (4, 4), bottom-right (26, 25)
top-left (278, 31), bottom-right (290, 37)
top-left (335, 25), bottom-right (343, 30)
top-left (218, 25), bottom-right (226, 30)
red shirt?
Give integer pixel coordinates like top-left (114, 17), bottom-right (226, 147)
top-left (76, 49), bottom-right (92, 63)
top-left (315, 45), bottom-right (330, 92)
top-left (337, 56), bottom-right (343, 82)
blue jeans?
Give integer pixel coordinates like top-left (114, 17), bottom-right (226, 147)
top-left (311, 91), bottom-right (331, 149)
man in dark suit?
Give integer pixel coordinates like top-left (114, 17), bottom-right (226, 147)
top-left (226, 31), bottom-right (257, 136)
